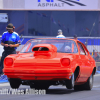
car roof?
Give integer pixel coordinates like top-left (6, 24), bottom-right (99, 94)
top-left (28, 38), bottom-right (79, 42)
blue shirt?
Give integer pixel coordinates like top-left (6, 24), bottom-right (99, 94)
top-left (1, 31), bottom-right (20, 50)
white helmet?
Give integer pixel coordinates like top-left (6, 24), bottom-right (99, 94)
top-left (58, 29), bottom-right (62, 35)
top-left (65, 46), bottom-right (71, 51)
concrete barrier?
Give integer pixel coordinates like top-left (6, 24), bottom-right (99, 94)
top-left (0, 45), bottom-right (3, 57)
top-left (96, 62), bottom-right (100, 71)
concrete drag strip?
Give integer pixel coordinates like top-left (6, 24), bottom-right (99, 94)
top-left (93, 85), bottom-right (100, 88)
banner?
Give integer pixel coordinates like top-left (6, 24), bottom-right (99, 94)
top-left (0, 13), bottom-right (8, 22)
top-left (25, 0), bottom-right (98, 10)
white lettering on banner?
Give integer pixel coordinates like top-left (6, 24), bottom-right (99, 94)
top-left (0, 88), bottom-right (46, 95)
top-left (38, 3), bottom-right (64, 7)
top-left (25, 0), bottom-right (99, 10)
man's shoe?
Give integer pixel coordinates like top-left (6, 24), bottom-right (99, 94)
top-left (0, 74), bottom-right (8, 80)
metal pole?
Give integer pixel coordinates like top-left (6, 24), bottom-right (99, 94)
top-left (24, 11), bottom-right (28, 36)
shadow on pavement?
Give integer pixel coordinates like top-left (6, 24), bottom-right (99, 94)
top-left (46, 88), bottom-right (85, 94)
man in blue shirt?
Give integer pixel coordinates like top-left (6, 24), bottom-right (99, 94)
top-left (56, 29), bottom-right (66, 38)
top-left (0, 23), bottom-right (20, 75)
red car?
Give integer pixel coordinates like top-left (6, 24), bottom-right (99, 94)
top-left (3, 38), bottom-right (96, 90)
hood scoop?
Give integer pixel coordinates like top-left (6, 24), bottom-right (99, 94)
top-left (32, 44), bottom-right (57, 57)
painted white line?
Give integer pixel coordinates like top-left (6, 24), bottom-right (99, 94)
top-left (49, 85), bottom-right (66, 89)
top-left (0, 83), bottom-right (9, 86)
top-left (94, 74), bottom-right (100, 76)
top-left (93, 85), bottom-right (100, 88)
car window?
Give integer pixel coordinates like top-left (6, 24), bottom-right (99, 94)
top-left (52, 43), bottom-right (64, 51)
top-left (77, 42), bottom-right (86, 55)
top-left (20, 42), bottom-right (32, 53)
top-left (83, 47), bottom-right (88, 55)
top-left (82, 44), bottom-right (89, 55)
top-left (20, 39), bottom-right (78, 53)
top-left (71, 42), bottom-right (78, 53)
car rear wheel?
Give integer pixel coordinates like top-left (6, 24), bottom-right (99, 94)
top-left (65, 73), bottom-right (75, 89)
top-left (9, 78), bottom-right (21, 89)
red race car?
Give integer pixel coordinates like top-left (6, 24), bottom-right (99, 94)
top-left (3, 38), bottom-right (96, 90)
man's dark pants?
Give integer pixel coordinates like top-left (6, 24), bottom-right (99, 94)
top-left (0, 50), bottom-right (16, 74)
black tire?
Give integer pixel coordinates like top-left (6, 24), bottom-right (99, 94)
top-left (74, 73), bottom-right (94, 90)
top-left (8, 78), bottom-right (21, 89)
top-left (30, 83), bottom-right (35, 89)
top-left (66, 73), bottom-right (75, 89)
top-left (84, 73), bottom-right (94, 90)
top-left (74, 84), bottom-right (84, 91)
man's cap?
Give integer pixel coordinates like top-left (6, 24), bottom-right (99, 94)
top-left (74, 34), bottom-right (77, 38)
top-left (6, 23), bottom-right (14, 30)
top-left (58, 29), bottom-right (62, 34)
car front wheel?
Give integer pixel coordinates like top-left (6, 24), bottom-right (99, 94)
top-left (84, 73), bottom-right (94, 90)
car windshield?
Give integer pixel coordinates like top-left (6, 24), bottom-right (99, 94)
top-left (20, 39), bottom-right (78, 53)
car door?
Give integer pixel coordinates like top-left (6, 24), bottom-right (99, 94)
top-left (77, 42), bottom-right (91, 79)
top-left (82, 43), bottom-right (92, 77)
